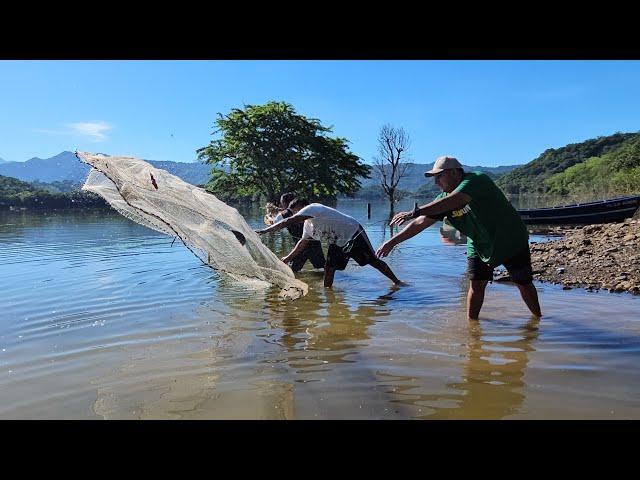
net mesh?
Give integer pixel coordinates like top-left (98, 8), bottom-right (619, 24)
top-left (77, 151), bottom-right (308, 300)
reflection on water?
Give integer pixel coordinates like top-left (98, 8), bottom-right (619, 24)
top-left (388, 317), bottom-right (540, 419)
top-left (439, 224), bottom-right (467, 246)
top-left (265, 286), bottom-right (391, 366)
top-left (1, 203), bottom-right (640, 419)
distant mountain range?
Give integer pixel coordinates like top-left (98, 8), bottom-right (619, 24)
top-left (0, 151), bottom-right (212, 186)
top-left (351, 162), bottom-right (520, 199)
top-left (5, 131), bottom-right (636, 204)
top-left (359, 162), bottom-right (519, 193)
top-left (0, 151), bottom-right (519, 196)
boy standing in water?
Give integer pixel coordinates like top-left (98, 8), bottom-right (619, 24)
top-left (267, 193), bottom-right (326, 273)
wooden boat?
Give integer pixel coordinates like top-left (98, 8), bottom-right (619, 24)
top-left (517, 195), bottom-right (640, 225)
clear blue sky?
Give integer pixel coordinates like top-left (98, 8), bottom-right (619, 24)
top-left (1, 60), bottom-right (639, 166)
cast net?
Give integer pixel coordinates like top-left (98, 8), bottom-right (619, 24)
top-left (76, 151), bottom-right (308, 300)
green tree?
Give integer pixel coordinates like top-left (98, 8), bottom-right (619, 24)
top-left (196, 101), bottom-right (370, 203)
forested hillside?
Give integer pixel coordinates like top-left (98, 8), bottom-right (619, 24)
top-left (0, 174), bottom-right (106, 209)
top-left (544, 135), bottom-right (640, 198)
top-left (496, 132), bottom-right (639, 194)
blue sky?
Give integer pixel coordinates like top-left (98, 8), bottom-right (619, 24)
top-left (0, 60), bottom-right (639, 166)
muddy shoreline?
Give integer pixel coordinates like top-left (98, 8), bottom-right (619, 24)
top-left (495, 219), bottom-right (640, 295)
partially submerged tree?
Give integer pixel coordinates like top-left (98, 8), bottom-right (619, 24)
top-left (196, 101), bottom-right (370, 203)
top-left (372, 125), bottom-right (411, 216)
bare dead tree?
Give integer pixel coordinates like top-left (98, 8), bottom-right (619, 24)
top-left (372, 124), bottom-right (411, 217)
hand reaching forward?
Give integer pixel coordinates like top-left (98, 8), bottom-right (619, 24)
top-left (389, 210), bottom-right (413, 227)
top-left (376, 240), bottom-right (395, 258)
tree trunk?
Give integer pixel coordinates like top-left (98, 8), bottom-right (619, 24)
top-left (388, 189), bottom-right (395, 219)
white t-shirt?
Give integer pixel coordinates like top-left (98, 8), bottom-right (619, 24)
top-left (297, 203), bottom-right (360, 247)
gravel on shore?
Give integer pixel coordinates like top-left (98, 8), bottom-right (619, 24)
top-left (495, 219), bottom-right (640, 295)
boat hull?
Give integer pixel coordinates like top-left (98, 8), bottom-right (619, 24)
top-left (517, 195), bottom-right (640, 225)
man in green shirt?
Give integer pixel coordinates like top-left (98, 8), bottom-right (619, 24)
top-left (376, 156), bottom-right (541, 320)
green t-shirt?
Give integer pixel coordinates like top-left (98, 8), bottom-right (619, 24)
top-left (432, 172), bottom-right (529, 267)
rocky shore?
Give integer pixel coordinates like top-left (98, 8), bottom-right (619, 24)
top-left (497, 219), bottom-right (640, 295)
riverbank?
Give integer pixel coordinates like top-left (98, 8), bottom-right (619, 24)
top-left (499, 219), bottom-right (640, 294)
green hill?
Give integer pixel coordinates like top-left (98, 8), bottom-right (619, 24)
top-left (544, 135), bottom-right (640, 198)
top-left (0, 174), bottom-right (106, 210)
top-left (496, 132), bottom-right (639, 194)
top-left (0, 174), bottom-right (43, 196)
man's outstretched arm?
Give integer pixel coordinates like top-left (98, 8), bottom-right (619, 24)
top-left (389, 192), bottom-right (471, 227)
top-left (376, 215), bottom-right (438, 258)
top-left (256, 215), bottom-right (311, 235)
top-left (282, 239), bottom-right (310, 264)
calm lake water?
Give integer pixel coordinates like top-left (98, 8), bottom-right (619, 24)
top-left (1, 199), bottom-right (639, 419)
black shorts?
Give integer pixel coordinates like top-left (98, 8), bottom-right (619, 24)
top-left (467, 244), bottom-right (534, 285)
top-left (326, 227), bottom-right (376, 271)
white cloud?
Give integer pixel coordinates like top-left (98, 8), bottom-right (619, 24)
top-left (34, 121), bottom-right (113, 142)
top-left (68, 122), bottom-right (112, 141)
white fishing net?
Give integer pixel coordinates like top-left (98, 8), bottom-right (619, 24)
top-left (76, 151), bottom-right (308, 300)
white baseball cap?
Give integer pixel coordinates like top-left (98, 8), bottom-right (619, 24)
top-left (424, 156), bottom-right (463, 177)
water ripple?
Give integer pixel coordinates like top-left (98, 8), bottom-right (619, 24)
top-left (2, 206), bottom-right (640, 419)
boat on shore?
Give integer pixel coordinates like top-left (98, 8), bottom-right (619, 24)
top-left (517, 194), bottom-right (640, 225)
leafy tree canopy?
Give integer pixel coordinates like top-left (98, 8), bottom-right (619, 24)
top-left (196, 101), bottom-right (370, 203)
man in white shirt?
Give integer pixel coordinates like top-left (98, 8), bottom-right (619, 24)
top-left (257, 199), bottom-right (401, 287)
top-left (265, 193), bottom-right (326, 272)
